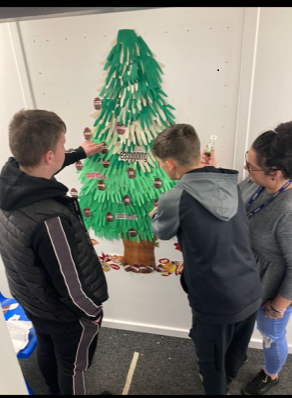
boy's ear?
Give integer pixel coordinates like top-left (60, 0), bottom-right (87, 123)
top-left (165, 159), bottom-right (177, 171)
top-left (43, 150), bottom-right (53, 165)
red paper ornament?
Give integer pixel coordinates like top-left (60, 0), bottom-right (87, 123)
top-left (97, 180), bottom-right (105, 191)
top-left (75, 161), bottom-right (83, 171)
top-left (129, 228), bottom-right (137, 237)
top-left (101, 142), bottom-right (108, 154)
top-left (110, 264), bottom-right (120, 270)
top-left (127, 167), bottom-right (136, 179)
top-left (115, 123), bottom-right (126, 135)
top-left (159, 258), bottom-right (170, 264)
top-left (101, 159), bottom-right (110, 168)
top-left (123, 195), bottom-right (131, 205)
top-left (83, 207), bottom-right (91, 217)
top-left (93, 97), bottom-right (102, 110)
top-left (140, 265), bottom-right (147, 273)
top-left (106, 212), bottom-right (114, 222)
top-left (70, 188), bottom-right (78, 197)
top-left (83, 127), bottom-right (92, 140)
top-left (154, 178), bottom-right (162, 189)
top-left (123, 264), bottom-right (131, 272)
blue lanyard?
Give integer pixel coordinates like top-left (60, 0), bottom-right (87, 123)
top-left (246, 179), bottom-right (292, 219)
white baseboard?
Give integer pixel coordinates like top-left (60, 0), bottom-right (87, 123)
top-left (102, 318), bottom-right (292, 354)
top-left (102, 318), bottom-right (190, 339)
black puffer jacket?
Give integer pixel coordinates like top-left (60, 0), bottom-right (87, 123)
top-left (0, 151), bottom-right (108, 322)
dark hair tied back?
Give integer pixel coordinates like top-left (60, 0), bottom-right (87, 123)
top-left (252, 121), bottom-right (292, 179)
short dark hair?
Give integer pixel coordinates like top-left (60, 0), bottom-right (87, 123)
top-left (152, 124), bottom-right (201, 166)
top-left (9, 109), bottom-right (66, 167)
top-left (252, 121), bottom-right (292, 179)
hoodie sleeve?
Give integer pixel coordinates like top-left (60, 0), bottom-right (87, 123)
top-left (32, 216), bottom-right (102, 321)
top-left (54, 146), bottom-right (86, 175)
top-left (151, 187), bottom-right (182, 240)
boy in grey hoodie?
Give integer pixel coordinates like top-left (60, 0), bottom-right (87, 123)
top-left (149, 124), bottom-right (261, 395)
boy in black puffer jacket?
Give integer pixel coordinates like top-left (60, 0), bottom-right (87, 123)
top-left (0, 109), bottom-right (109, 395)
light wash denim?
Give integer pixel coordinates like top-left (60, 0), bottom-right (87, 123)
top-left (256, 304), bottom-right (292, 375)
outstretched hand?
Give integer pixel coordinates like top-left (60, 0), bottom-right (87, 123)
top-left (200, 146), bottom-right (217, 168)
top-left (148, 207), bottom-right (156, 218)
top-left (175, 260), bottom-right (184, 275)
top-left (81, 141), bottom-right (104, 157)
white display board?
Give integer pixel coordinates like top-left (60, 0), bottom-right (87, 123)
top-left (0, 7), bottom-right (292, 358)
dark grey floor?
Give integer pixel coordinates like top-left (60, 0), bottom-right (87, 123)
top-left (19, 326), bottom-right (292, 395)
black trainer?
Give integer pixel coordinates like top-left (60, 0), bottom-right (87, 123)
top-left (243, 369), bottom-right (279, 395)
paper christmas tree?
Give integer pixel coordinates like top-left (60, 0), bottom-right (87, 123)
top-left (77, 29), bottom-right (176, 273)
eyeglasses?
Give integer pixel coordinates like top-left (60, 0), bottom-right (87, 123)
top-left (245, 151), bottom-right (280, 173)
top-left (245, 151), bottom-right (266, 172)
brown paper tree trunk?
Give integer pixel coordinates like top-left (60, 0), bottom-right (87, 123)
top-left (122, 233), bottom-right (156, 272)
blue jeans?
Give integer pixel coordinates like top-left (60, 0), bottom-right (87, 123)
top-left (256, 304), bottom-right (292, 375)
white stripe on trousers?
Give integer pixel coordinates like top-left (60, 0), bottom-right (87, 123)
top-left (73, 318), bottom-right (100, 395)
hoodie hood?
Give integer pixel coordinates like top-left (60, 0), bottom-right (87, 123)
top-left (176, 167), bottom-right (239, 221)
top-left (0, 157), bottom-right (68, 211)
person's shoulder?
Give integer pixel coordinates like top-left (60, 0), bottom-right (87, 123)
top-left (156, 185), bottom-right (183, 212)
top-left (159, 184), bottom-right (182, 201)
top-left (275, 204), bottom-right (292, 228)
top-left (277, 188), bottom-right (292, 209)
top-left (238, 175), bottom-right (259, 193)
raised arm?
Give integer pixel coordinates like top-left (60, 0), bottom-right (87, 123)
top-left (54, 141), bottom-right (104, 175)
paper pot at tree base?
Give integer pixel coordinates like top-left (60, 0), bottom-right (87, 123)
top-left (122, 231), bottom-right (156, 269)
top-left (77, 29), bottom-right (177, 273)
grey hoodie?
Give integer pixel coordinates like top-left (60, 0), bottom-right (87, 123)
top-left (151, 166), bottom-right (261, 324)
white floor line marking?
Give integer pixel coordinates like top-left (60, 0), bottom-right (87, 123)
top-left (122, 352), bottom-right (140, 395)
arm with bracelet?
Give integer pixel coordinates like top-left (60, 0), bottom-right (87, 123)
top-left (263, 298), bottom-right (291, 319)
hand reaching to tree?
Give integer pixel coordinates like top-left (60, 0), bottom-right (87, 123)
top-left (81, 141), bottom-right (104, 157)
top-left (148, 207), bottom-right (156, 218)
top-left (200, 147), bottom-right (217, 168)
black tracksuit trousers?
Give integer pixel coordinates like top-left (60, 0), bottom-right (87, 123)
top-left (189, 309), bottom-right (257, 395)
top-left (25, 310), bottom-right (103, 395)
